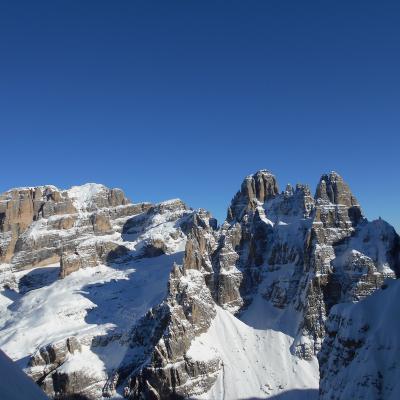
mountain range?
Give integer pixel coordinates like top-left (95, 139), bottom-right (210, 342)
top-left (0, 170), bottom-right (399, 400)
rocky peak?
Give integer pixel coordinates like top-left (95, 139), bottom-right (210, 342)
top-left (227, 170), bottom-right (279, 222)
top-left (315, 171), bottom-right (358, 207)
top-left (315, 171), bottom-right (363, 226)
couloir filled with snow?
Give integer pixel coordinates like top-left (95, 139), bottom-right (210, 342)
top-left (192, 306), bottom-right (319, 400)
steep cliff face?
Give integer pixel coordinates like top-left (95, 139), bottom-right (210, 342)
top-left (0, 172), bottom-right (399, 400)
top-left (0, 186), bottom-right (76, 265)
top-left (201, 171), bottom-right (397, 360)
top-left (0, 183), bottom-right (151, 274)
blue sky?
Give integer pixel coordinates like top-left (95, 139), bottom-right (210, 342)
top-left (0, 1), bottom-right (399, 230)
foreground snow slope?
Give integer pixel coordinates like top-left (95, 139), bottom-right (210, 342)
top-left (0, 349), bottom-right (48, 400)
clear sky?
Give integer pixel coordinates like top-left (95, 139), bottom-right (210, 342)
top-left (1, 1), bottom-right (399, 230)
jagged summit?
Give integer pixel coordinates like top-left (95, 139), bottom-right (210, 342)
top-left (315, 171), bottom-right (363, 225)
top-left (315, 171), bottom-right (359, 205)
top-left (227, 170), bottom-right (279, 221)
top-left (227, 169), bottom-right (364, 225)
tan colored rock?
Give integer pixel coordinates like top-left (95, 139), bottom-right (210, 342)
top-left (227, 170), bottom-right (279, 222)
top-left (49, 215), bottom-right (76, 230)
top-left (0, 183), bottom-right (149, 273)
top-left (90, 213), bottom-right (112, 234)
top-left (60, 252), bottom-right (82, 278)
top-left (0, 186), bottom-right (77, 263)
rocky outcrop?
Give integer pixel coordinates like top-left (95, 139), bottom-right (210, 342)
top-left (59, 241), bottom-right (130, 278)
top-left (122, 210), bottom-right (220, 399)
top-left (0, 186), bottom-right (76, 264)
top-left (27, 337), bottom-right (82, 383)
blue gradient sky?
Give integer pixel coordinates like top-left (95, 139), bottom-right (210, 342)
top-left (1, 1), bottom-right (399, 230)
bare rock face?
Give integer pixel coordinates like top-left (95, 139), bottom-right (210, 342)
top-left (0, 186), bottom-right (76, 264)
top-left (27, 337), bottom-right (82, 383)
top-left (227, 170), bottom-right (279, 222)
top-left (316, 172), bottom-right (357, 205)
top-left (0, 183), bottom-right (154, 278)
top-left (90, 213), bottom-right (113, 235)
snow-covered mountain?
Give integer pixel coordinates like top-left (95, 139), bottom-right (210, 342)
top-left (0, 171), bottom-right (399, 399)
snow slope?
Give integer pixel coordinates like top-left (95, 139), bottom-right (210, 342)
top-left (319, 278), bottom-right (400, 400)
top-left (0, 259), bottom-right (168, 360)
top-left (190, 307), bottom-right (319, 400)
top-left (67, 183), bottom-right (108, 211)
top-left (0, 349), bottom-right (48, 400)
